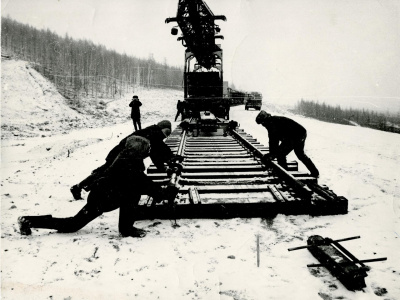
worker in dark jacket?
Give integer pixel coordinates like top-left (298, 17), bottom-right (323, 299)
top-left (223, 98), bottom-right (230, 120)
top-left (129, 95), bottom-right (142, 131)
top-left (70, 120), bottom-right (174, 200)
top-left (17, 135), bottom-right (177, 238)
top-left (175, 100), bottom-right (188, 121)
top-left (256, 110), bottom-right (319, 177)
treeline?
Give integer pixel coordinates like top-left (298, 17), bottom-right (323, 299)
top-left (1, 17), bottom-right (183, 101)
top-left (293, 99), bottom-right (400, 134)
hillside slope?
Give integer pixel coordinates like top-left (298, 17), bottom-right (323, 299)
top-left (1, 58), bottom-right (183, 140)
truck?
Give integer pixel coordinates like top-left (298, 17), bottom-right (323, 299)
top-left (245, 92), bottom-right (262, 110)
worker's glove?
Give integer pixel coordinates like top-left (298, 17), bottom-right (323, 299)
top-left (168, 154), bottom-right (184, 164)
top-left (224, 120), bottom-right (239, 136)
top-left (179, 120), bottom-right (190, 131)
top-left (228, 120), bottom-right (239, 130)
top-left (262, 153), bottom-right (273, 163)
top-left (166, 163), bottom-right (183, 176)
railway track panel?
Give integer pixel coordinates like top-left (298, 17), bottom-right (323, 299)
top-left (135, 124), bottom-right (348, 220)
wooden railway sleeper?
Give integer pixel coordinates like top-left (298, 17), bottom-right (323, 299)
top-left (140, 125), bottom-right (348, 218)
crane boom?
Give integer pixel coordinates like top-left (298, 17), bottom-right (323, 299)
top-left (166, 0), bottom-right (226, 69)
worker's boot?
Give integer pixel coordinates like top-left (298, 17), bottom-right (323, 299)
top-left (70, 167), bottom-right (107, 199)
top-left (277, 157), bottom-right (289, 170)
top-left (301, 156), bottom-right (320, 178)
top-left (118, 200), bottom-right (147, 238)
top-left (70, 185), bottom-right (83, 200)
top-left (18, 215), bottom-right (54, 235)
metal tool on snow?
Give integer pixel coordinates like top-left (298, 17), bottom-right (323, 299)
top-left (288, 235), bottom-right (387, 291)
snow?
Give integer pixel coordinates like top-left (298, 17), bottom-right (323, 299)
top-left (1, 58), bottom-right (400, 300)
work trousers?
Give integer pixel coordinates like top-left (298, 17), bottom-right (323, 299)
top-left (132, 118), bottom-right (141, 131)
top-left (276, 134), bottom-right (319, 176)
top-left (22, 173), bottom-right (162, 235)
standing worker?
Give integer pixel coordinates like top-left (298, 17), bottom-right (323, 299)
top-left (175, 100), bottom-right (188, 121)
top-left (223, 98), bottom-right (230, 120)
top-left (255, 110), bottom-right (320, 178)
top-left (175, 100), bottom-right (184, 121)
top-left (129, 95), bottom-right (142, 131)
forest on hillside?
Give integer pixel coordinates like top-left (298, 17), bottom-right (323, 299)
top-left (292, 99), bottom-right (400, 134)
top-left (1, 17), bottom-right (183, 101)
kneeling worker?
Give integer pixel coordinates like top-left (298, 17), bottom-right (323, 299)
top-left (70, 120), bottom-right (174, 200)
top-left (18, 121), bottom-right (178, 238)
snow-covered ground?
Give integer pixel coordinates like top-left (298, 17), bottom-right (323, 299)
top-left (1, 59), bottom-right (399, 300)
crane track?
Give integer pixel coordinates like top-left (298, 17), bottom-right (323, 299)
top-left (135, 125), bottom-right (348, 220)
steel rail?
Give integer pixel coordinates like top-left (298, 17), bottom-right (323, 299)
top-left (139, 124), bottom-right (348, 219)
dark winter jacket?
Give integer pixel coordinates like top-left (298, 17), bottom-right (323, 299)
top-left (85, 135), bottom-right (166, 213)
top-left (105, 124), bottom-right (173, 171)
top-left (129, 99), bottom-right (142, 119)
top-left (85, 136), bottom-right (153, 210)
top-left (103, 136), bottom-right (151, 174)
top-left (177, 100), bottom-right (187, 111)
top-left (261, 116), bottom-right (307, 156)
top-left (133, 125), bottom-right (173, 170)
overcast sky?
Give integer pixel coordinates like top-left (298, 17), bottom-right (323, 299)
top-left (2, 0), bottom-right (399, 108)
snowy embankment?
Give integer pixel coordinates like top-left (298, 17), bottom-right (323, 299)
top-left (1, 59), bottom-right (399, 300)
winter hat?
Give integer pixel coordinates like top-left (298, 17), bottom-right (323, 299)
top-left (157, 120), bottom-right (172, 131)
top-left (256, 110), bottom-right (271, 124)
top-left (179, 120), bottom-right (190, 131)
top-left (161, 128), bottom-right (171, 138)
top-left (132, 95), bottom-right (139, 99)
top-left (124, 135), bottom-right (151, 158)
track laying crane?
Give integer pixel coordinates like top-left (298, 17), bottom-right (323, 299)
top-left (166, 0), bottom-right (229, 126)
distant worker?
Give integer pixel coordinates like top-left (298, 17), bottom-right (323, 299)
top-left (129, 95), bottom-right (142, 131)
top-left (175, 100), bottom-right (185, 121)
top-left (70, 120), bottom-right (175, 200)
top-left (223, 98), bottom-right (230, 120)
top-left (255, 110), bottom-right (320, 178)
top-left (18, 135), bottom-right (178, 238)
top-left (182, 100), bottom-right (189, 119)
